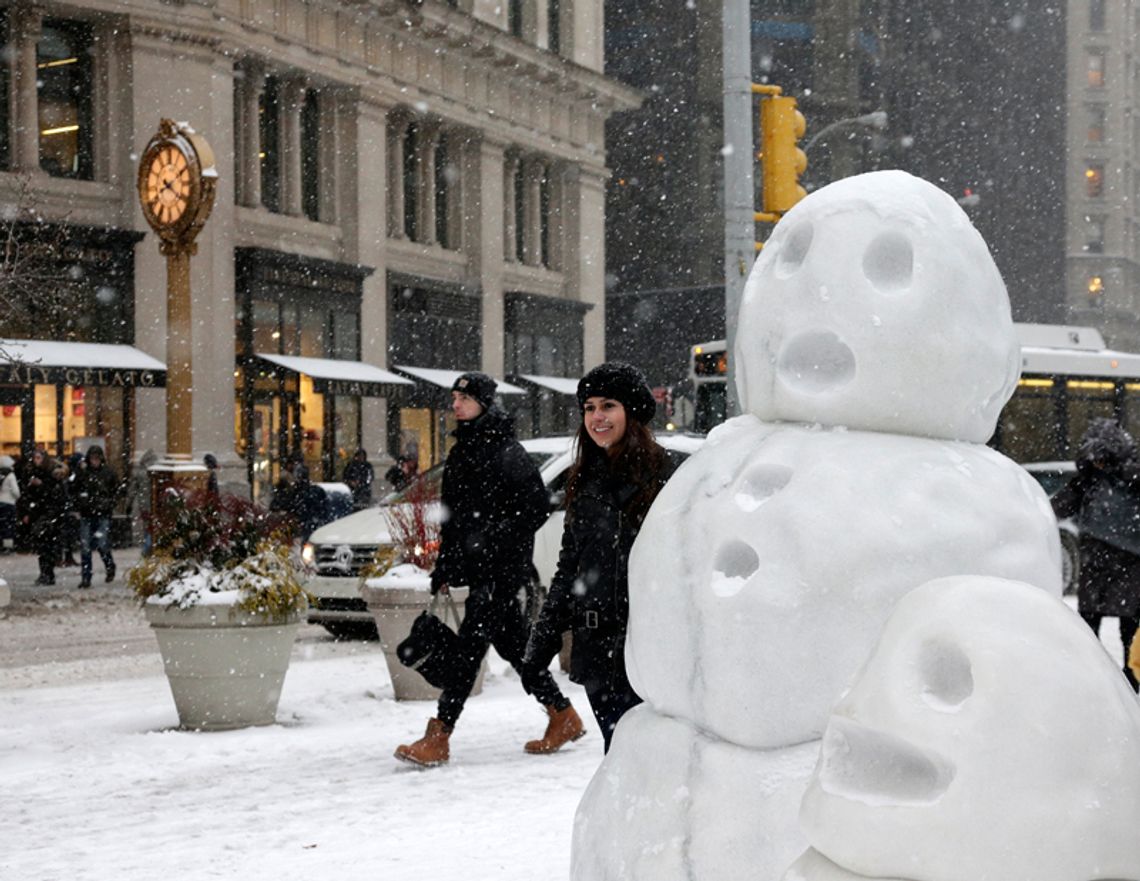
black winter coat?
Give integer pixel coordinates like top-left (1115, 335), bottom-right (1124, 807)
top-left (19, 463), bottom-right (64, 526)
top-left (1053, 460), bottom-right (1140, 618)
top-left (527, 449), bottom-right (680, 688)
top-left (74, 465), bottom-right (119, 518)
top-left (432, 407), bottom-right (548, 594)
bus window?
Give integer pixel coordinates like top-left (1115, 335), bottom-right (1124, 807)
top-left (997, 381), bottom-right (1062, 462)
top-left (695, 382), bottom-right (727, 433)
top-left (1064, 379), bottom-right (1116, 456)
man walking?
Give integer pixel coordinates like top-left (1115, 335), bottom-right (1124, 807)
top-left (74, 445), bottom-right (119, 588)
top-left (395, 372), bottom-right (585, 766)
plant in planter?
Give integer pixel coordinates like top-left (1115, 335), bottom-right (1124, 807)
top-left (359, 479), bottom-right (484, 700)
top-left (129, 490), bottom-right (311, 730)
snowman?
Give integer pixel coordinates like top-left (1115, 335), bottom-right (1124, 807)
top-left (785, 575), bottom-right (1140, 881)
top-left (571, 171), bottom-right (1064, 881)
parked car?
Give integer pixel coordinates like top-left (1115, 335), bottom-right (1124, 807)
top-left (302, 433), bottom-right (706, 639)
top-left (1021, 460), bottom-right (1079, 595)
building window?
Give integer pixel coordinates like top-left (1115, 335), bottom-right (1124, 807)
top-left (1087, 274), bottom-right (1105, 302)
top-left (434, 132), bottom-right (451, 249)
top-left (1088, 51), bottom-right (1106, 88)
top-left (37, 19), bottom-right (94, 180)
top-left (0, 11), bottom-right (10, 170)
top-left (539, 168), bottom-right (551, 267)
top-left (549, 0), bottom-right (561, 54)
top-left (260, 77), bottom-right (282, 212)
top-left (1088, 105), bottom-right (1106, 142)
top-left (513, 160), bottom-right (526, 261)
top-left (402, 122), bottom-right (419, 240)
top-left (1085, 215), bottom-right (1106, 253)
top-left (509, 0), bottom-right (524, 37)
top-left (1090, 0), bottom-right (1106, 31)
top-left (300, 89), bottom-right (321, 221)
top-left (1086, 163), bottom-right (1105, 197)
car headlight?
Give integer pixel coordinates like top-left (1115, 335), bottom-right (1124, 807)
top-left (301, 542), bottom-right (315, 567)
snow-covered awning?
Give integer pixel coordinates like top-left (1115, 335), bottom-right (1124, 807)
top-left (1020, 346), bottom-right (1140, 379)
top-left (393, 365), bottom-right (526, 395)
top-left (512, 374), bottom-right (579, 396)
top-left (254, 353), bottom-right (413, 397)
top-left (0, 339), bottom-right (166, 388)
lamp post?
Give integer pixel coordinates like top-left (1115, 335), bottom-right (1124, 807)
top-left (802, 110), bottom-right (888, 155)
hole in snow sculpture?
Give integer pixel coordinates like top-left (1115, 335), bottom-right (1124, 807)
top-left (917, 637), bottom-right (974, 710)
top-left (777, 330), bottom-right (856, 394)
top-left (775, 222), bottom-right (814, 279)
top-left (862, 230), bottom-right (914, 293)
top-left (712, 540), bottom-right (760, 597)
top-left (818, 717), bottom-right (956, 806)
top-left (734, 463), bottom-right (792, 512)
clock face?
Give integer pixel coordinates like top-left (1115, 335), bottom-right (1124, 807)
top-left (143, 144), bottom-right (192, 226)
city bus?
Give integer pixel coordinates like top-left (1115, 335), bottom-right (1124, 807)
top-left (687, 325), bottom-right (1140, 463)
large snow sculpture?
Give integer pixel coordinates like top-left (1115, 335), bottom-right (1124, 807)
top-left (786, 576), bottom-right (1140, 881)
top-left (572, 171), bottom-right (1063, 881)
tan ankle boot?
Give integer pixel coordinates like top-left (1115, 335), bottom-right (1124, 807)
top-left (395, 717), bottom-right (452, 766)
top-left (525, 704), bottom-right (586, 754)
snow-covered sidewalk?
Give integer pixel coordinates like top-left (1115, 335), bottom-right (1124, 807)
top-left (0, 643), bottom-right (597, 881)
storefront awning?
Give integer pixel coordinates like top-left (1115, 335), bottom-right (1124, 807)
top-left (255, 353), bottom-right (413, 397)
top-left (0, 339), bottom-right (167, 387)
top-left (393, 365), bottom-right (526, 395)
top-left (513, 374), bottom-right (579, 396)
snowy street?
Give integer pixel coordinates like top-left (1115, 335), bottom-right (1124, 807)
top-left (0, 551), bottom-right (596, 881)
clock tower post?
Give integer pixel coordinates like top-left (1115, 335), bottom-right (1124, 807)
top-left (137, 118), bottom-right (218, 501)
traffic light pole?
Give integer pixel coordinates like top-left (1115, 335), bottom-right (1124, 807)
top-left (723, 0), bottom-right (754, 419)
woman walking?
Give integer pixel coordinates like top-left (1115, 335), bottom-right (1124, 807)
top-left (525, 362), bottom-right (680, 751)
top-left (1052, 417), bottom-right (1140, 691)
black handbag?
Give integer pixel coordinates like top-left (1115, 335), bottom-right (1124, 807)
top-left (396, 593), bottom-right (464, 689)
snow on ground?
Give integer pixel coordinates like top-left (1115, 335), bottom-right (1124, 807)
top-left (0, 622), bottom-right (596, 881)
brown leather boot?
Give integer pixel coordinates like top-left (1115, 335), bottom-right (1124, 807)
top-left (525, 704), bottom-right (586, 754)
top-left (395, 718), bottom-right (452, 767)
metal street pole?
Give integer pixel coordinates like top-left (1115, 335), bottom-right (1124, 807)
top-left (723, 0), bottom-right (754, 419)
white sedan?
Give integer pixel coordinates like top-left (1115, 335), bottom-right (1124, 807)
top-left (302, 433), bottom-right (705, 639)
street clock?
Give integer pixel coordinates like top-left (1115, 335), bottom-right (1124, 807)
top-left (137, 118), bottom-right (217, 254)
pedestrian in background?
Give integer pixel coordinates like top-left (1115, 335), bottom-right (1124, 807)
top-left (285, 464), bottom-right (329, 542)
top-left (384, 454), bottom-right (418, 493)
top-left (342, 448), bottom-right (374, 509)
top-left (203, 453), bottom-right (220, 496)
top-left (525, 362), bottom-right (680, 751)
top-left (0, 454), bottom-right (19, 552)
top-left (59, 452), bottom-right (83, 567)
top-left (74, 445), bottom-right (120, 588)
top-left (19, 449), bottom-right (64, 586)
top-left (395, 372), bottom-right (582, 767)
top-left (129, 449), bottom-right (157, 555)
top-left (1052, 417), bottom-right (1140, 691)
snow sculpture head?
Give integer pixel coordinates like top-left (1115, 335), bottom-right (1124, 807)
top-left (736, 170), bottom-right (1018, 442)
top-left (798, 575), bottom-right (1140, 881)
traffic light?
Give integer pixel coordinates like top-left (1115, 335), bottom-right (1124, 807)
top-left (760, 95), bottom-right (807, 214)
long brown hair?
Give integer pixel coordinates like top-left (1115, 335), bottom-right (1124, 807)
top-left (565, 416), bottom-right (669, 525)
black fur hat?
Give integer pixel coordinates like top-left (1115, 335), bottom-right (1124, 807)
top-left (451, 372), bottom-right (498, 412)
top-left (577, 362), bottom-right (656, 423)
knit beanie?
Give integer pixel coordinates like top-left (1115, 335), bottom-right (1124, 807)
top-left (451, 372), bottom-right (498, 412)
top-left (577, 362), bottom-right (657, 423)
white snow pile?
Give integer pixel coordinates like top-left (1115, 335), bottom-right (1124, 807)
top-left (572, 170), bottom-right (1068, 881)
top-left (786, 576), bottom-right (1140, 881)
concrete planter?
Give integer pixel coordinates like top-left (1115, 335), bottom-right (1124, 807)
top-left (145, 601), bottom-right (302, 731)
top-left (361, 567), bottom-right (484, 701)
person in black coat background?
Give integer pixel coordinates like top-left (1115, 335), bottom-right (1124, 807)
top-left (1052, 417), bottom-right (1140, 691)
top-left (524, 362), bottom-right (679, 751)
top-left (342, 449), bottom-right (374, 509)
top-left (19, 448), bottom-right (65, 586)
top-left (74, 445), bottom-right (120, 588)
top-left (395, 372), bottom-right (583, 767)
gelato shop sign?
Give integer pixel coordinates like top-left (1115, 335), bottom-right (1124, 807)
top-left (2, 364), bottom-right (165, 388)
top-left (0, 341), bottom-right (168, 389)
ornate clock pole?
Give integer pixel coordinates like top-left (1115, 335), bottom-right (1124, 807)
top-left (137, 119), bottom-right (218, 498)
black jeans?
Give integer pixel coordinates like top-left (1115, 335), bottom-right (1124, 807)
top-left (1082, 611), bottom-right (1140, 691)
top-left (584, 679), bottom-right (642, 753)
top-left (437, 586), bottom-right (568, 728)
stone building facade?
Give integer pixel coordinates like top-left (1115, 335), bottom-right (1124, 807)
top-left (0, 0), bottom-right (636, 500)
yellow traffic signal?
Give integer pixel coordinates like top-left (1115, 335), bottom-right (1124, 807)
top-left (760, 95), bottom-right (807, 214)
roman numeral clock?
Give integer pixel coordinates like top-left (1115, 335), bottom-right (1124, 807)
top-left (137, 118), bottom-right (217, 495)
